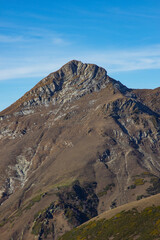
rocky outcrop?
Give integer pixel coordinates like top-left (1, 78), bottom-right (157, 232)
top-left (0, 60), bottom-right (128, 116)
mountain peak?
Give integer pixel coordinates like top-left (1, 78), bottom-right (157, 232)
top-left (0, 60), bottom-right (128, 116)
top-left (50, 59), bottom-right (107, 81)
top-left (24, 60), bottom-right (109, 106)
top-left (61, 59), bottom-right (83, 69)
top-left (59, 60), bottom-right (106, 77)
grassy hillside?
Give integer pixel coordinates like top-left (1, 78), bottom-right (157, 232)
top-left (59, 195), bottom-right (160, 240)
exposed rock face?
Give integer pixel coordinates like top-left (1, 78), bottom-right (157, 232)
top-left (25, 60), bottom-right (109, 107)
top-left (0, 60), bottom-right (160, 240)
top-left (0, 60), bottom-right (128, 116)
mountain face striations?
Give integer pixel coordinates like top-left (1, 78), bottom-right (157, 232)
top-left (0, 60), bottom-right (160, 240)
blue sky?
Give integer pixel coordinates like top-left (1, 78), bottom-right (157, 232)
top-left (0, 0), bottom-right (160, 111)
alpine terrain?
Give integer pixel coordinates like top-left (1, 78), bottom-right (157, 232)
top-left (0, 60), bottom-right (160, 240)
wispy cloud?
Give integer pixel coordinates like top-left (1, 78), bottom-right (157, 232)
top-left (106, 7), bottom-right (160, 19)
top-left (0, 63), bottom-right (61, 81)
top-left (52, 37), bottom-right (70, 46)
top-left (0, 34), bottom-right (24, 43)
top-left (79, 45), bottom-right (160, 73)
top-left (0, 45), bottom-right (160, 81)
top-left (77, 6), bottom-right (160, 20)
top-left (0, 19), bottom-right (71, 45)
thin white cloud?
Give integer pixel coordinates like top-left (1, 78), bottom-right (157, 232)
top-left (0, 63), bottom-right (61, 81)
top-left (77, 7), bottom-right (160, 20)
top-left (0, 34), bottom-right (23, 43)
top-left (52, 37), bottom-right (70, 46)
top-left (0, 23), bottom-right (71, 45)
top-left (106, 7), bottom-right (160, 19)
top-left (0, 45), bottom-right (160, 81)
top-left (80, 45), bottom-right (160, 73)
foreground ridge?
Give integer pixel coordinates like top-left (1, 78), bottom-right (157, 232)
top-left (60, 193), bottom-right (160, 240)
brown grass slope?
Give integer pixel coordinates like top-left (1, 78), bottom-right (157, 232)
top-left (60, 193), bottom-right (160, 240)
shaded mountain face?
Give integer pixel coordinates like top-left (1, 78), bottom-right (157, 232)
top-left (0, 60), bottom-right (160, 240)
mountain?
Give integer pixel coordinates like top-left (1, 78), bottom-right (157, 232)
top-left (0, 60), bottom-right (160, 240)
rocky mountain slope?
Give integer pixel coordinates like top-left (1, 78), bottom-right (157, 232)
top-left (0, 60), bottom-right (160, 240)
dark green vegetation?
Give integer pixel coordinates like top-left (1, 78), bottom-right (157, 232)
top-left (24, 193), bottom-right (44, 210)
top-left (0, 180), bottom-right (99, 240)
top-left (32, 202), bottom-right (55, 239)
top-left (97, 183), bottom-right (115, 197)
top-left (134, 178), bottom-right (145, 186)
top-left (59, 206), bottom-right (160, 240)
top-left (147, 177), bottom-right (160, 195)
top-left (57, 181), bottom-right (98, 225)
top-left (127, 172), bottom-right (160, 201)
top-left (31, 181), bottom-right (99, 239)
